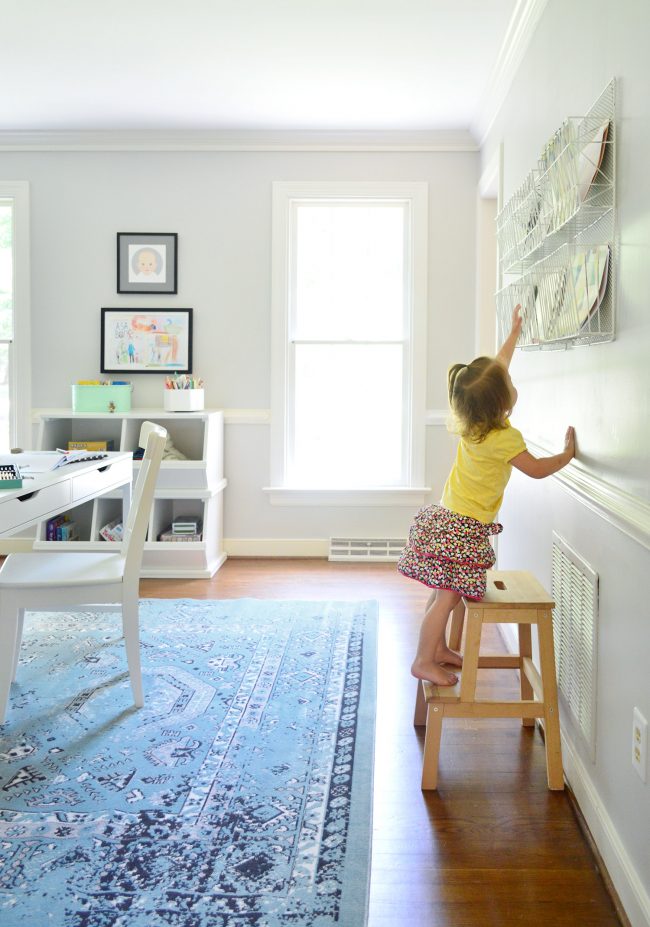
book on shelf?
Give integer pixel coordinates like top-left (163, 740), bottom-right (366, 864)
top-left (171, 516), bottom-right (203, 534)
top-left (59, 521), bottom-right (78, 541)
top-left (158, 526), bottom-right (203, 542)
top-left (46, 514), bottom-right (78, 541)
top-left (67, 440), bottom-right (115, 452)
top-left (46, 514), bottom-right (67, 540)
top-left (99, 518), bottom-right (124, 542)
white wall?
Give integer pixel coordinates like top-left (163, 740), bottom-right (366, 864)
top-left (483, 2), bottom-right (650, 924)
top-left (475, 195), bottom-right (498, 357)
top-left (0, 147), bottom-right (477, 545)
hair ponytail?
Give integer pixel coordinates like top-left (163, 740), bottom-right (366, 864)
top-left (447, 357), bottom-right (512, 442)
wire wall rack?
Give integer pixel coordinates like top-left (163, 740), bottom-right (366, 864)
top-left (496, 79), bottom-right (616, 350)
top-left (496, 243), bottom-right (612, 349)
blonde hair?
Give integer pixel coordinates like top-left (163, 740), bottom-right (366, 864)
top-left (448, 356), bottom-right (512, 442)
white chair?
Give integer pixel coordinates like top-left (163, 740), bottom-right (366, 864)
top-left (0, 421), bottom-right (167, 723)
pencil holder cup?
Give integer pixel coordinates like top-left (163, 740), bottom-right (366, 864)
top-left (163, 388), bottom-right (204, 412)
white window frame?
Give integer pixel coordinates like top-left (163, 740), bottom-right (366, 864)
top-left (267, 180), bottom-right (430, 506)
top-left (0, 182), bottom-right (31, 450)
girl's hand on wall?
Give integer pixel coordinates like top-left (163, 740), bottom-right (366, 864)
top-left (511, 304), bottom-right (523, 336)
top-left (564, 426), bottom-right (576, 461)
top-left (511, 427), bottom-right (576, 479)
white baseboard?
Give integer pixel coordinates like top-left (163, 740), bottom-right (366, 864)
top-left (561, 734), bottom-right (650, 927)
top-left (224, 538), bottom-right (329, 557)
top-left (496, 627), bottom-right (649, 927)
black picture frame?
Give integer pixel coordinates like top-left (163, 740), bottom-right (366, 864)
top-left (101, 307), bottom-right (193, 374)
top-left (117, 232), bottom-right (178, 294)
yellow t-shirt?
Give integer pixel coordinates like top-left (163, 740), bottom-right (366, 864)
top-left (441, 421), bottom-right (527, 524)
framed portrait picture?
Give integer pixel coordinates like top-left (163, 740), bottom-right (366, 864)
top-left (101, 308), bottom-right (193, 374)
top-left (117, 232), bottom-right (178, 294)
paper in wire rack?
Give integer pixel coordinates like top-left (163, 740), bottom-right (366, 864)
top-left (577, 121), bottom-right (610, 202)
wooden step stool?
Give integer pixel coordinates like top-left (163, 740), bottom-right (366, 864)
top-left (414, 570), bottom-right (564, 791)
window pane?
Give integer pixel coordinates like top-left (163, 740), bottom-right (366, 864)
top-left (294, 203), bottom-right (405, 340)
top-left (0, 344), bottom-right (9, 453)
top-left (292, 344), bottom-right (403, 487)
top-left (0, 202), bottom-right (13, 340)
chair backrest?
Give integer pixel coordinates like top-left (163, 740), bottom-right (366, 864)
top-left (122, 421), bottom-right (167, 586)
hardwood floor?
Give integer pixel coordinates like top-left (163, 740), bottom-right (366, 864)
top-left (140, 558), bottom-right (623, 927)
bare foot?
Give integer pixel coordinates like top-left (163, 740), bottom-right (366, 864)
top-left (434, 645), bottom-right (463, 668)
top-left (411, 659), bottom-right (458, 686)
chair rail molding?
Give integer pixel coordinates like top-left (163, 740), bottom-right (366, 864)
top-left (426, 409), bottom-right (448, 427)
top-left (34, 408), bottom-right (449, 427)
top-left (526, 438), bottom-right (650, 551)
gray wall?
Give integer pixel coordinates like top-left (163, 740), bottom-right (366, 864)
top-left (483, 1), bottom-right (650, 922)
top-left (0, 147), bottom-right (477, 543)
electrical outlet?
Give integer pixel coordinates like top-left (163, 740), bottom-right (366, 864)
top-left (632, 708), bottom-right (647, 783)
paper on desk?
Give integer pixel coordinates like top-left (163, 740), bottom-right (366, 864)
top-left (0, 450), bottom-right (109, 474)
top-left (52, 450), bottom-right (108, 469)
top-left (0, 452), bottom-right (63, 473)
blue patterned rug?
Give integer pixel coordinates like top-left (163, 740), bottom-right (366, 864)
top-left (0, 598), bottom-right (377, 927)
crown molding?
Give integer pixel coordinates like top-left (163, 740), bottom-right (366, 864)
top-left (0, 128), bottom-right (478, 153)
top-left (471, 0), bottom-right (548, 147)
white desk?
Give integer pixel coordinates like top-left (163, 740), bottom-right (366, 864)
top-left (0, 452), bottom-right (133, 538)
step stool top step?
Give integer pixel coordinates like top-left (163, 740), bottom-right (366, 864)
top-left (470, 570), bottom-right (554, 609)
top-left (422, 677), bottom-right (461, 703)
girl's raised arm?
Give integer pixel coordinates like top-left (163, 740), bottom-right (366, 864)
top-left (496, 305), bottom-right (523, 369)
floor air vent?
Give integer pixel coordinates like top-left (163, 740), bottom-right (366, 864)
top-left (551, 533), bottom-right (599, 760)
top-left (329, 538), bottom-right (406, 562)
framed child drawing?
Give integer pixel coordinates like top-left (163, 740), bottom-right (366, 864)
top-left (117, 232), bottom-right (178, 294)
top-left (101, 308), bottom-right (193, 373)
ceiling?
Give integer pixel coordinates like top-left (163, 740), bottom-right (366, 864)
top-left (2, 0), bottom-right (518, 136)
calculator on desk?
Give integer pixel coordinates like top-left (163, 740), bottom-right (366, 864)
top-left (0, 464), bottom-right (23, 489)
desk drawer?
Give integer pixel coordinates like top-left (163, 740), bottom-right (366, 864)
top-left (0, 481), bottom-right (71, 534)
top-left (71, 459), bottom-right (132, 503)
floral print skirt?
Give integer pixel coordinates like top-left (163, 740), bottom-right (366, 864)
top-left (397, 504), bottom-right (503, 600)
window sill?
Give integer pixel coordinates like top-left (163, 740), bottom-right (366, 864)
top-left (263, 487), bottom-right (431, 506)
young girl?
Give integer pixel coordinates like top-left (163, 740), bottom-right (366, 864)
top-left (398, 306), bottom-right (575, 686)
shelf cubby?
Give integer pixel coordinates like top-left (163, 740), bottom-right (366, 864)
top-left (38, 499), bottom-right (95, 544)
top-left (39, 416), bottom-right (125, 452)
top-left (150, 497), bottom-right (205, 541)
top-left (93, 496), bottom-right (126, 542)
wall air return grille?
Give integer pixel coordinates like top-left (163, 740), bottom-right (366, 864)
top-left (551, 533), bottom-right (599, 760)
top-left (329, 538), bottom-right (406, 562)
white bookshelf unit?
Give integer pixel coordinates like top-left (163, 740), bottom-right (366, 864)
top-left (34, 409), bottom-right (227, 578)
